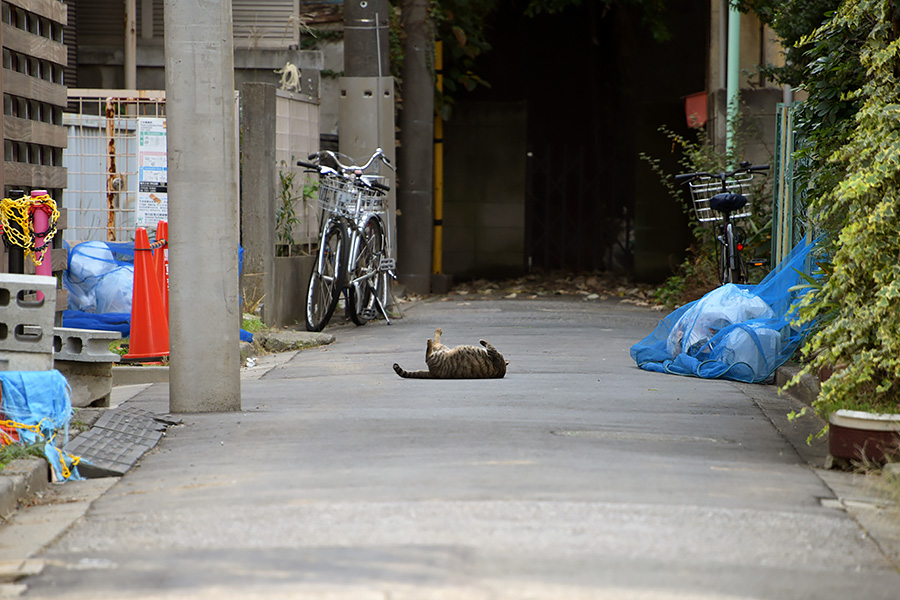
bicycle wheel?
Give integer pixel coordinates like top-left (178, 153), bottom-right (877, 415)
top-left (348, 216), bottom-right (386, 326)
top-left (719, 223), bottom-right (747, 285)
top-left (305, 219), bottom-right (346, 332)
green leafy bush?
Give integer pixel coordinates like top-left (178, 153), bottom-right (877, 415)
top-left (786, 0), bottom-right (900, 419)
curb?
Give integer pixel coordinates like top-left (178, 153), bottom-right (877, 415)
top-left (253, 330), bottom-right (335, 353)
top-left (774, 363), bottom-right (821, 408)
top-left (110, 330), bottom-right (336, 387)
top-left (113, 365), bottom-right (170, 386)
top-left (0, 458), bottom-right (50, 520)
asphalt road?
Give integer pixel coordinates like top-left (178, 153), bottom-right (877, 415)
top-left (21, 297), bottom-right (900, 599)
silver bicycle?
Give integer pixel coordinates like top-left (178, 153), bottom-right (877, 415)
top-left (297, 148), bottom-right (395, 332)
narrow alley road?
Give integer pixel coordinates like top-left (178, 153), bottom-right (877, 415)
top-left (21, 298), bottom-right (900, 599)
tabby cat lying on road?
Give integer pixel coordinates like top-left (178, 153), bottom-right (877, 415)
top-left (393, 328), bottom-right (508, 379)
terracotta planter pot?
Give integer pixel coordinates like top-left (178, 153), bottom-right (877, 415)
top-left (829, 409), bottom-right (900, 465)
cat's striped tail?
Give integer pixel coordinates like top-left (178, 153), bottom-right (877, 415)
top-left (393, 363), bottom-right (433, 379)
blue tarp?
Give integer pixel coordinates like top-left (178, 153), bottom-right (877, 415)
top-left (630, 239), bottom-right (816, 383)
top-left (0, 370), bottom-right (81, 480)
top-left (62, 240), bottom-right (253, 342)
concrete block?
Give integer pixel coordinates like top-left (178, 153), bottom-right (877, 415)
top-left (0, 274), bottom-right (56, 356)
top-left (0, 351), bottom-right (53, 372)
top-left (52, 327), bottom-right (122, 363)
top-left (54, 361), bottom-right (113, 408)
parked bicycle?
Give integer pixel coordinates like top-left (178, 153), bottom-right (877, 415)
top-left (297, 148), bottom-right (395, 332)
top-left (675, 162), bottom-right (770, 285)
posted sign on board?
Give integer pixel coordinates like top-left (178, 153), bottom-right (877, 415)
top-left (136, 117), bottom-right (168, 228)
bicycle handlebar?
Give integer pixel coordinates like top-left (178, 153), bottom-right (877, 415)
top-left (675, 163), bottom-right (770, 183)
top-left (297, 151), bottom-right (393, 193)
top-left (299, 147), bottom-right (394, 174)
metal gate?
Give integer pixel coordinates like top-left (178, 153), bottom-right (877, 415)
top-left (63, 91), bottom-right (167, 244)
top-left (772, 102), bottom-right (809, 264)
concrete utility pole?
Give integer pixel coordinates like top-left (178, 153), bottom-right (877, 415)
top-left (339, 0), bottom-right (397, 260)
top-left (124, 0), bottom-right (137, 89)
top-left (164, 0), bottom-right (241, 412)
top-left (343, 0), bottom-right (390, 78)
top-left (396, 0), bottom-right (434, 294)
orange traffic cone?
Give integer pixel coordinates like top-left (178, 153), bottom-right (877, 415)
top-left (124, 227), bottom-right (169, 359)
top-left (154, 221), bottom-right (169, 316)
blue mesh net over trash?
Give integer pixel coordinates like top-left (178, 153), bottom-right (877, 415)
top-left (62, 240), bottom-right (252, 342)
top-left (630, 239), bottom-right (816, 383)
top-left (0, 370), bottom-right (81, 481)
top-left (63, 240), bottom-right (135, 335)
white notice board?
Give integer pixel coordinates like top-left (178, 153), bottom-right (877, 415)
top-left (136, 117), bottom-right (168, 228)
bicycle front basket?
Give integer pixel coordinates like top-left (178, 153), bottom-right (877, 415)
top-left (358, 182), bottom-right (386, 212)
top-left (687, 172), bottom-right (754, 224)
top-left (317, 174), bottom-right (354, 214)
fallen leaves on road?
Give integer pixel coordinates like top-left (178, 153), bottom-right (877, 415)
top-left (399, 272), bottom-right (663, 309)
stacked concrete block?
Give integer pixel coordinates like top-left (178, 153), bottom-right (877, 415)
top-left (53, 328), bottom-right (122, 408)
top-left (53, 328), bottom-right (122, 363)
top-left (0, 274), bottom-right (57, 372)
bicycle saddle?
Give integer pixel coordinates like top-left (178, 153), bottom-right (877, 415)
top-left (709, 192), bottom-right (747, 213)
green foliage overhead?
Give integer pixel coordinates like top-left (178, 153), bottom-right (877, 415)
top-left (738, 0), bottom-right (843, 86)
top-left (746, 0), bottom-right (866, 246)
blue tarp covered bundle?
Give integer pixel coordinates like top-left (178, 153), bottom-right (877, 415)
top-left (0, 370), bottom-right (81, 480)
top-left (62, 240), bottom-right (253, 342)
top-left (630, 239), bottom-right (816, 383)
top-left (62, 240), bottom-right (135, 335)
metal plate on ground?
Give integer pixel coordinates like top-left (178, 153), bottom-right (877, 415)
top-left (92, 407), bottom-right (169, 442)
top-left (67, 408), bottom-right (174, 478)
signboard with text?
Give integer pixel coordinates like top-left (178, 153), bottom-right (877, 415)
top-left (136, 117), bottom-right (168, 228)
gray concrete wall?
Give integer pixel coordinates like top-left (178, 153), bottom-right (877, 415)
top-left (239, 83), bottom-right (277, 322)
top-left (239, 83), bottom-right (320, 328)
top-left (708, 87), bottom-right (783, 167)
top-left (270, 255), bottom-right (314, 328)
top-left (74, 47), bottom-right (322, 99)
top-left (443, 102), bottom-right (527, 279)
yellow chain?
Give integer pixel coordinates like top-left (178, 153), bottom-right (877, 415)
top-left (0, 194), bottom-right (60, 266)
top-left (0, 418), bottom-right (81, 480)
